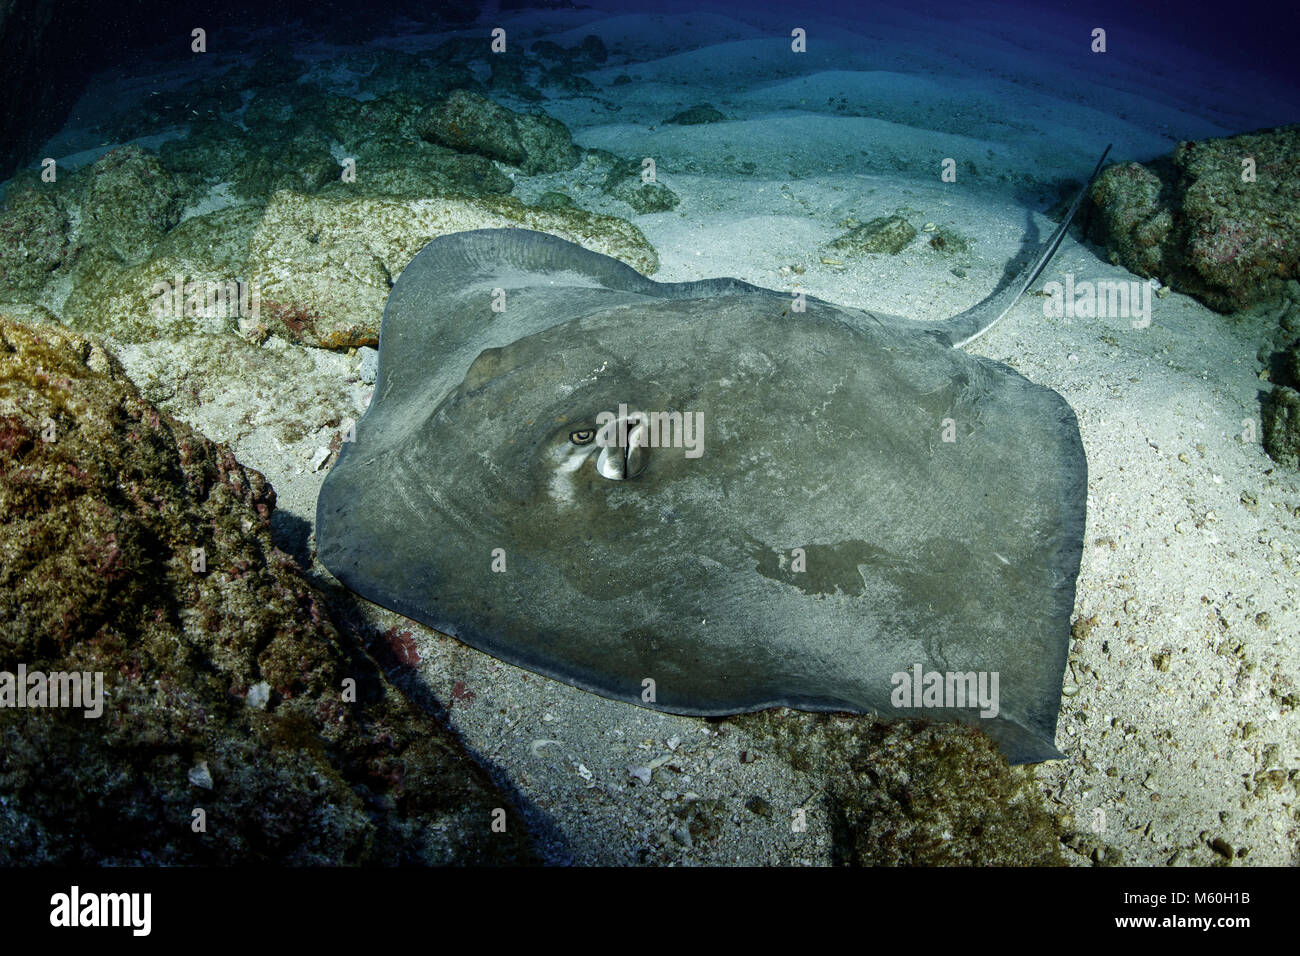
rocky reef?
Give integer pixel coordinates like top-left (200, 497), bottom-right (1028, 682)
top-left (0, 318), bottom-right (534, 864)
top-left (736, 711), bottom-right (1066, 865)
top-left (1087, 125), bottom-right (1299, 313)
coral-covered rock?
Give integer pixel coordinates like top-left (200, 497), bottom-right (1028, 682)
top-left (663, 104), bottom-right (726, 126)
top-left (736, 711), bottom-right (1065, 865)
top-left (1089, 126), bottom-right (1300, 312)
top-left (61, 205), bottom-right (264, 343)
top-left (0, 180), bottom-right (71, 298)
top-left (231, 136), bottom-right (339, 200)
top-left (246, 189), bottom-right (659, 349)
top-left (420, 89), bottom-right (579, 175)
top-left (79, 145), bottom-right (184, 265)
top-left (0, 319), bottom-right (535, 864)
top-left (1263, 385), bottom-right (1300, 469)
top-left (828, 215), bottom-right (918, 256)
top-left (600, 157), bottom-right (681, 213)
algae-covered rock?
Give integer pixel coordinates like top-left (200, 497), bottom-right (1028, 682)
top-left (1089, 126), bottom-right (1300, 312)
top-left (828, 215), bottom-right (917, 256)
top-left (535, 190), bottom-right (578, 210)
top-left (0, 181), bottom-right (71, 299)
top-left (317, 92), bottom-right (515, 199)
top-left (663, 104), bottom-right (726, 126)
top-left (160, 88), bottom-right (358, 202)
top-left (231, 136), bottom-right (339, 200)
top-left (617, 182), bottom-right (680, 214)
top-left (79, 145), bottom-right (184, 265)
top-left (600, 157), bottom-right (681, 213)
top-left (420, 89), bottom-right (579, 175)
top-left (541, 70), bottom-right (601, 97)
top-left (246, 189), bottom-right (659, 349)
top-left (325, 148), bottom-right (514, 199)
top-left (61, 205), bottom-right (265, 343)
top-left (0, 318), bottom-right (535, 864)
top-left (1262, 385), bottom-right (1300, 469)
top-left (529, 34), bottom-right (608, 71)
top-left (0, 303), bottom-right (58, 326)
top-left (736, 711), bottom-right (1064, 865)
top-left (1088, 159), bottom-right (1173, 278)
top-left (347, 49), bottom-right (476, 99)
top-left (488, 58), bottom-right (544, 101)
top-left (158, 119), bottom-right (253, 194)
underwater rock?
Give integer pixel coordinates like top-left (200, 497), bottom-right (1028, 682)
top-left (419, 90), bottom-right (580, 175)
top-left (327, 146), bottom-right (514, 199)
top-left (0, 303), bottom-right (58, 326)
top-left (0, 318), bottom-right (534, 865)
top-left (488, 58), bottom-right (545, 101)
top-left (158, 119), bottom-right (255, 196)
top-left (241, 84), bottom-right (356, 142)
top-left (663, 104), bottom-right (727, 125)
top-left (600, 157), bottom-right (681, 213)
top-left (534, 190), bottom-right (578, 210)
top-left (1089, 125), bottom-right (1300, 312)
top-left (0, 180), bottom-right (71, 299)
top-left (574, 34), bottom-right (610, 68)
top-left (156, 87), bottom-right (372, 202)
top-left (231, 136), bottom-right (338, 200)
top-left (529, 34), bottom-right (608, 71)
top-left (828, 215), bottom-right (918, 256)
top-left (96, 77), bottom-right (243, 143)
top-left (227, 45), bottom-right (309, 89)
top-left (1088, 159), bottom-right (1171, 277)
top-left (79, 145), bottom-right (184, 265)
top-left (61, 205), bottom-right (264, 342)
top-left (346, 49), bottom-right (476, 99)
top-left (1262, 386), bottom-right (1300, 469)
top-left (737, 711), bottom-right (1064, 865)
top-left (245, 190), bottom-right (657, 349)
top-left (325, 93), bottom-right (514, 198)
top-left (540, 69), bottom-right (601, 97)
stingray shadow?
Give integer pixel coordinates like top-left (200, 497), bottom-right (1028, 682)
top-left (318, 572), bottom-right (573, 865)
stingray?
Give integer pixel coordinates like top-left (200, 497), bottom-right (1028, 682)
top-left (317, 148), bottom-right (1110, 764)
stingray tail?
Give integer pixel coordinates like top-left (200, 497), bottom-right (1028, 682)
top-left (943, 144), bottom-right (1112, 348)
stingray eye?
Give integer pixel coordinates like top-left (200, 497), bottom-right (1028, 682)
top-left (570, 428), bottom-right (596, 445)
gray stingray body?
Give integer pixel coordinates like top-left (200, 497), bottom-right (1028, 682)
top-left (318, 157), bottom-right (1106, 764)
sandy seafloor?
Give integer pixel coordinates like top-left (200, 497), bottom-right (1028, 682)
top-left (15, 2), bottom-right (1300, 864)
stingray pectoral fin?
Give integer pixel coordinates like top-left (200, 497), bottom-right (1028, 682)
top-left (943, 144), bottom-right (1113, 348)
